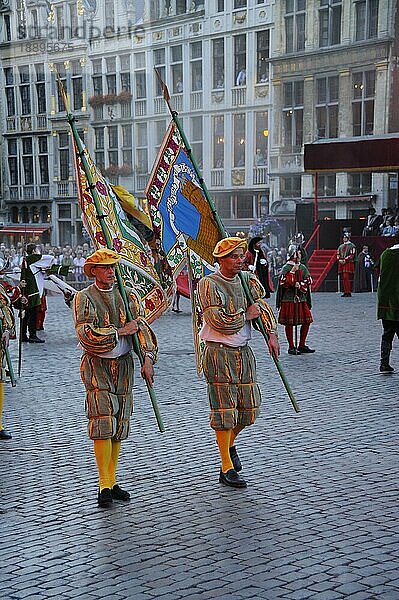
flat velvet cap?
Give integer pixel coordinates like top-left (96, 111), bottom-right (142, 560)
top-left (83, 248), bottom-right (121, 277)
top-left (212, 237), bottom-right (247, 258)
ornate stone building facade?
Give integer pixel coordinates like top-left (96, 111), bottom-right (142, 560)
top-left (0, 0), bottom-right (397, 245)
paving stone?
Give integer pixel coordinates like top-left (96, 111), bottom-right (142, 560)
top-left (1, 294), bottom-right (398, 600)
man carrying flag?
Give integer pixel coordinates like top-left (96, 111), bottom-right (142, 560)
top-left (73, 249), bottom-right (158, 508)
top-left (198, 238), bottom-right (279, 489)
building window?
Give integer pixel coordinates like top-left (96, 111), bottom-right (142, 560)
top-left (8, 139), bottom-right (18, 186)
top-left (285, 0), bottom-right (306, 53)
top-left (59, 132), bottom-right (70, 180)
top-left (283, 80), bottom-right (304, 147)
top-left (35, 64), bottom-right (46, 114)
top-left (56, 6), bottom-right (65, 40)
top-left (22, 137), bottom-right (34, 185)
top-left (136, 122), bottom-right (148, 173)
top-left (108, 125), bottom-right (118, 166)
top-left (217, 0), bottom-right (224, 12)
top-left (216, 196), bottom-right (231, 218)
top-left (212, 38), bottom-right (224, 89)
top-left (17, 0), bottom-right (27, 39)
top-left (213, 116), bottom-right (224, 168)
top-left (171, 45), bottom-right (183, 94)
top-left (19, 66), bottom-right (31, 115)
top-left (234, 35), bottom-right (246, 86)
top-left (317, 174), bottom-right (336, 196)
top-left (106, 58), bottom-right (117, 95)
top-left (176, 0), bottom-right (187, 14)
top-left (153, 49), bottom-right (166, 97)
top-left (69, 1), bottom-right (78, 37)
top-left (355, 0), bottom-right (378, 41)
top-left (38, 136), bottom-right (49, 184)
top-left (191, 116), bottom-right (203, 168)
top-left (4, 68), bottom-right (15, 117)
top-left (92, 59), bottom-right (103, 95)
top-left (254, 112), bottom-right (268, 165)
top-left (190, 41), bottom-right (202, 91)
top-left (347, 172), bottom-right (371, 194)
top-left (154, 119), bottom-right (167, 154)
top-left (120, 55), bottom-right (131, 92)
top-left (30, 9), bottom-right (40, 38)
top-left (122, 125), bottom-right (132, 148)
top-left (4, 14), bottom-right (12, 41)
top-left (316, 75), bottom-right (339, 139)
top-left (235, 195), bottom-right (254, 219)
top-left (280, 175), bottom-right (302, 198)
top-left (352, 70), bottom-right (375, 136)
top-left (319, 0), bottom-right (342, 47)
top-left (233, 113), bottom-right (246, 167)
top-left (234, 0), bottom-right (247, 7)
top-left (104, 0), bottom-right (115, 29)
top-left (95, 127), bottom-right (104, 150)
top-left (256, 31), bottom-right (270, 83)
top-left (72, 61), bottom-right (83, 110)
top-left (57, 64), bottom-right (67, 112)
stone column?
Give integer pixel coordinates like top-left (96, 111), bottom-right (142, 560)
top-left (374, 62), bottom-right (389, 134)
top-left (338, 69), bottom-right (351, 137)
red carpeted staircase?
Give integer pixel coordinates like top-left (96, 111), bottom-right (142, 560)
top-left (308, 249), bottom-right (336, 291)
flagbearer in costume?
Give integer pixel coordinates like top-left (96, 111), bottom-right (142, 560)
top-left (377, 231), bottom-right (399, 373)
top-left (337, 233), bottom-right (356, 297)
top-left (198, 237), bottom-right (279, 489)
top-left (0, 283), bottom-right (16, 440)
top-left (73, 249), bottom-right (158, 508)
top-left (276, 248), bottom-right (314, 355)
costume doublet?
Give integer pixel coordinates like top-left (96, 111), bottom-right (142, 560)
top-left (73, 284), bottom-right (157, 441)
top-left (276, 263), bottom-right (313, 326)
top-left (198, 270), bottom-right (276, 431)
top-left (337, 240), bottom-right (356, 295)
top-left (0, 285), bottom-right (15, 382)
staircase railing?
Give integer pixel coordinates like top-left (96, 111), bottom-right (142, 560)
top-left (304, 223), bottom-right (321, 256)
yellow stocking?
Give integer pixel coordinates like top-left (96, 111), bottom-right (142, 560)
top-left (108, 440), bottom-right (121, 488)
top-left (215, 429), bottom-right (233, 473)
top-left (0, 382), bottom-right (4, 431)
top-left (230, 424), bottom-right (244, 448)
top-left (93, 439), bottom-right (112, 490)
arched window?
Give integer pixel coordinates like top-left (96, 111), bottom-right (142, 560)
top-left (40, 205), bottom-right (51, 222)
top-left (11, 206), bottom-right (19, 224)
top-left (31, 206), bottom-right (40, 223)
top-left (21, 206), bottom-right (29, 223)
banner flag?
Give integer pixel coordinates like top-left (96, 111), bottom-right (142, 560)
top-left (72, 136), bottom-right (167, 323)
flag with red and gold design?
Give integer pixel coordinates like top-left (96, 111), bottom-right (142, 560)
top-left (72, 136), bottom-right (167, 323)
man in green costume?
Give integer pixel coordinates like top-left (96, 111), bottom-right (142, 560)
top-left (377, 231), bottom-right (399, 374)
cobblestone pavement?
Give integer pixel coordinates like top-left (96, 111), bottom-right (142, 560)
top-left (1, 291), bottom-right (398, 600)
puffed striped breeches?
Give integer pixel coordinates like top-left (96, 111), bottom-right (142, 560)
top-left (202, 342), bottom-right (261, 430)
top-left (80, 352), bottom-right (134, 441)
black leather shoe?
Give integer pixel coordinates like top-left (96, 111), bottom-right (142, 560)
top-left (229, 446), bottom-right (242, 472)
top-left (298, 346), bottom-right (315, 354)
top-left (112, 484), bottom-right (130, 501)
top-left (28, 336), bottom-right (45, 343)
top-left (97, 488), bottom-right (113, 508)
top-left (219, 469), bottom-right (247, 488)
top-left (380, 364), bottom-right (394, 374)
top-left (0, 429), bottom-right (12, 440)
top-left (288, 347), bottom-right (301, 355)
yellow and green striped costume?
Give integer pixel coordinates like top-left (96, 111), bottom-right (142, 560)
top-left (198, 271), bottom-right (276, 431)
top-left (73, 284), bottom-right (157, 441)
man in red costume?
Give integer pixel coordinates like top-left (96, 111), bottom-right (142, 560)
top-left (337, 233), bottom-right (356, 297)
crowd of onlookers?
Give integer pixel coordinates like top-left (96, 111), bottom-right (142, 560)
top-left (362, 207), bottom-right (399, 237)
top-left (0, 242), bottom-right (94, 283)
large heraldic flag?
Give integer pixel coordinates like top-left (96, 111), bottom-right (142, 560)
top-left (145, 122), bottom-right (222, 372)
top-left (73, 136), bottom-right (168, 323)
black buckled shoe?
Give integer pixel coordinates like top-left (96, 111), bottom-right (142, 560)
top-left (111, 484), bottom-right (130, 501)
top-left (288, 347), bottom-right (301, 355)
top-left (0, 429), bottom-right (12, 440)
top-left (298, 346), bottom-right (315, 354)
top-left (380, 364), bottom-right (394, 374)
top-left (97, 488), bottom-right (113, 508)
top-left (219, 469), bottom-right (247, 488)
top-left (229, 446), bottom-right (242, 472)
top-left (28, 336), bottom-right (45, 343)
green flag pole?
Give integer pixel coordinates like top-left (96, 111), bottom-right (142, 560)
top-left (59, 79), bottom-right (165, 432)
top-left (0, 321), bottom-right (16, 388)
top-left (156, 70), bottom-right (299, 413)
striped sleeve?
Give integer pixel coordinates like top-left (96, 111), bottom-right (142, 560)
top-left (197, 276), bottom-right (246, 335)
top-left (72, 290), bottom-right (118, 354)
